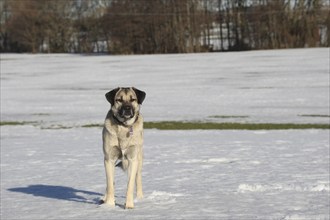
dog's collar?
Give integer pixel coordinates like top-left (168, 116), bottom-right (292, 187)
top-left (112, 112), bottom-right (139, 128)
top-left (113, 115), bottom-right (138, 137)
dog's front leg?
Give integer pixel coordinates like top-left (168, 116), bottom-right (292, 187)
top-left (103, 158), bottom-right (116, 206)
top-left (125, 147), bottom-right (138, 209)
top-left (136, 148), bottom-right (144, 199)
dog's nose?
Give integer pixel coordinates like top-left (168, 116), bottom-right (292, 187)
top-left (120, 105), bottom-right (133, 118)
top-left (123, 105), bottom-right (131, 110)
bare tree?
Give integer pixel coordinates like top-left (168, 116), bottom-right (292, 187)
top-left (102, 0), bottom-right (204, 54)
top-left (6, 0), bottom-right (48, 53)
top-left (2, 0), bottom-right (329, 53)
top-left (0, 0), bottom-right (10, 52)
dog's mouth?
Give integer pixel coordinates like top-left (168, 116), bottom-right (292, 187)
top-left (119, 106), bottom-right (135, 119)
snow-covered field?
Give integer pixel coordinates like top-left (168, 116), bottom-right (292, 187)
top-left (1, 48), bottom-right (330, 219)
top-left (1, 48), bottom-right (329, 125)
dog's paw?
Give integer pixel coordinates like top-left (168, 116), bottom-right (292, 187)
top-left (125, 202), bottom-right (134, 209)
top-left (101, 194), bottom-right (116, 206)
top-left (101, 199), bottom-right (115, 207)
top-left (136, 192), bottom-right (144, 199)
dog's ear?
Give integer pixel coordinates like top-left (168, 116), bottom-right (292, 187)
top-left (105, 88), bottom-right (120, 105)
top-left (132, 87), bottom-right (146, 105)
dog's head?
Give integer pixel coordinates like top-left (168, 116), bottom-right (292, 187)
top-left (105, 87), bottom-right (146, 124)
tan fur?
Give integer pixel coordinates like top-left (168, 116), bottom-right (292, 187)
top-left (102, 87), bottom-right (145, 209)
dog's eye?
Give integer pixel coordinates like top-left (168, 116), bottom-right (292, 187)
top-left (130, 99), bottom-right (137, 102)
top-left (116, 99), bottom-right (123, 103)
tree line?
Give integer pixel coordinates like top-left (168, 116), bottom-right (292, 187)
top-left (0, 0), bottom-right (329, 54)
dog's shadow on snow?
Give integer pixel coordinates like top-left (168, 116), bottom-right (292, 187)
top-left (8, 184), bottom-right (103, 204)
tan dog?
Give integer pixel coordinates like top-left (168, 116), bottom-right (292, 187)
top-left (102, 87), bottom-right (146, 209)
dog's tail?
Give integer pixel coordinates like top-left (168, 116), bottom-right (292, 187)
top-left (115, 157), bottom-right (129, 171)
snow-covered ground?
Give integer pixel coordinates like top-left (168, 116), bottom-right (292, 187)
top-left (1, 127), bottom-right (329, 219)
top-left (1, 48), bottom-right (329, 125)
top-left (1, 48), bottom-right (330, 219)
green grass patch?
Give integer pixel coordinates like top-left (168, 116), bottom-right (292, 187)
top-left (0, 121), bottom-right (34, 126)
top-left (40, 125), bottom-right (74, 130)
top-left (208, 115), bottom-right (249, 119)
top-left (32, 113), bottom-right (51, 116)
top-left (2, 121), bottom-right (329, 130)
top-left (298, 114), bottom-right (330, 118)
top-left (144, 121), bottom-right (330, 130)
top-left (81, 123), bottom-right (103, 128)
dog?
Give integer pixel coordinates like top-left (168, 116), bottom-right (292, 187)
top-left (101, 87), bottom-right (146, 209)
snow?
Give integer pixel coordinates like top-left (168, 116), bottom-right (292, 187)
top-left (1, 48), bottom-right (329, 125)
top-left (1, 127), bottom-right (329, 219)
top-left (1, 48), bottom-right (330, 219)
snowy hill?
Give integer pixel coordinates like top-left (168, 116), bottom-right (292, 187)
top-left (1, 48), bottom-right (329, 126)
top-left (1, 48), bottom-right (329, 219)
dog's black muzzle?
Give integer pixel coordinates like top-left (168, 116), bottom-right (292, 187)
top-left (119, 105), bottom-right (134, 118)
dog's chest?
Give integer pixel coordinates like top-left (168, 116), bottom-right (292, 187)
top-left (117, 126), bottom-right (134, 150)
